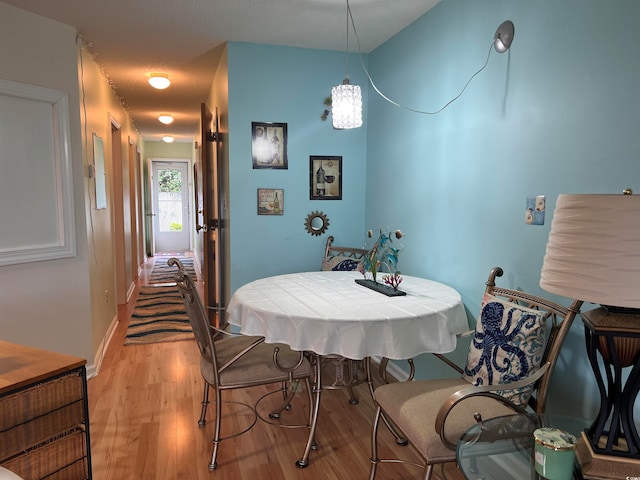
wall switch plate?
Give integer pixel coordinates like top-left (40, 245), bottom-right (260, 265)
top-left (526, 195), bottom-right (545, 225)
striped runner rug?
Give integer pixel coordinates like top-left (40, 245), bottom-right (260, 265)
top-left (148, 255), bottom-right (197, 284)
top-left (124, 286), bottom-right (193, 345)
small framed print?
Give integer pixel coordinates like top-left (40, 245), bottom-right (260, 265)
top-left (257, 188), bottom-right (284, 215)
top-left (252, 122), bottom-right (288, 169)
top-left (310, 156), bottom-right (342, 200)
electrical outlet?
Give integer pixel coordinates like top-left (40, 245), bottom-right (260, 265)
top-left (526, 195), bottom-right (545, 225)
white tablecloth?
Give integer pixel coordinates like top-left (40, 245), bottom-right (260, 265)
top-left (226, 271), bottom-right (468, 360)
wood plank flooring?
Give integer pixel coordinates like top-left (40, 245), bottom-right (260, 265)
top-left (87, 254), bottom-right (464, 480)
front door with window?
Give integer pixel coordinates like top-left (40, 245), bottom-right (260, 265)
top-left (152, 160), bottom-right (190, 253)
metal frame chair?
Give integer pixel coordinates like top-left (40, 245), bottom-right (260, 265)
top-left (368, 266), bottom-right (583, 480)
top-left (321, 236), bottom-right (370, 403)
top-left (168, 258), bottom-right (313, 471)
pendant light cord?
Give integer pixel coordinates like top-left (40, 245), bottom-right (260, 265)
top-left (344, 0), bottom-right (351, 81)
top-left (347, 5), bottom-right (497, 115)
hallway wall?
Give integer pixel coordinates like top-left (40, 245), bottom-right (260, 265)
top-left (0, 3), bottom-right (142, 372)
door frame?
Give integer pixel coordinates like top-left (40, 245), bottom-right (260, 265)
top-left (150, 158), bottom-right (192, 254)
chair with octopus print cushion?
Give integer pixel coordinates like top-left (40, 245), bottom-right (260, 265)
top-left (321, 235), bottom-right (368, 272)
top-left (319, 236), bottom-right (370, 403)
top-left (368, 266), bottom-right (583, 480)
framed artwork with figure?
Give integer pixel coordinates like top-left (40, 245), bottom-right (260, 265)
top-left (252, 121), bottom-right (287, 169)
top-left (310, 155), bottom-right (342, 200)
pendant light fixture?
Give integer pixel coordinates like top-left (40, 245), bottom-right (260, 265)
top-left (331, 0), bottom-right (362, 129)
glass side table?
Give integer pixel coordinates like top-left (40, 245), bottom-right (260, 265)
top-left (457, 414), bottom-right (583, 480)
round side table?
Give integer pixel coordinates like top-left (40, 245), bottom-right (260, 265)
top-left (457, 414), bottom-right (583, 480)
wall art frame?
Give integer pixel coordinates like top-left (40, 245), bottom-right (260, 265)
top-left (310, 155), bottom-right (342, 200)
top-left (0, 79), bottom-right (76, 266)
top-left (257, 188), bottom-right (284, 215)
top-left (252, 121), bottom-right (288, 169)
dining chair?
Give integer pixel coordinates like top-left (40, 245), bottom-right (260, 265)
top-left (368, 266), bottom-right (583, 480)
top-left (168, 257), bottom-right (313, 471)
top-left (320, 236), bottom-right (370, 403)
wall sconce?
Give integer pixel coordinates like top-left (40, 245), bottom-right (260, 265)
top-left (148, 73), bottom-right (170, 90)
top-left (340, 2), bottom-right (515, 120)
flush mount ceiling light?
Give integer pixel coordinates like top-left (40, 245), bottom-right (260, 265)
top-left (158, 114), bottom-right (174, 125)
top-left (331, 0), bottom-right (362, 129)
top-left (162, 135), bottom-right (175, 143)
top-left (148, 73), bottom-right (170, 89)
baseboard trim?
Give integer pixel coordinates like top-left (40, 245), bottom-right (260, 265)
top-left (87, 313), bottom-right (118, 379)
top-left (369, 356), bottom-right (410, 382)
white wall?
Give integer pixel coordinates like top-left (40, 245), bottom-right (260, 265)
top-left (0, 2), bottom-right (92, 360)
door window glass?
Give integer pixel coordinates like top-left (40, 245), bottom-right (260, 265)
top-left (157, 168), bottom-right (183, 232)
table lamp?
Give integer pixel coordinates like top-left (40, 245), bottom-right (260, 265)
top-left (540, 190), bottom-right (640, 479)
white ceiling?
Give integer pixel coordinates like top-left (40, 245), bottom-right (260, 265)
top-left (4, 0), bottom-right (440, 142)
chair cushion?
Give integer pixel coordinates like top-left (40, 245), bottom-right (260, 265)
top-left (321, 255), bottom-right (360, 271)
top-left (374, 378), bottom-right (517, 461)
top-left (463, 293), bottom-right (548, 405)
top-left (200, 335), bottom-right (311, 388)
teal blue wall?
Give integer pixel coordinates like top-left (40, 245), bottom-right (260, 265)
top-left (365, 0), bottom-right (640, 431)
top-left (227, 43), bottom-right (368, 292)
top-left (225, 1), bottom-right (640, 433)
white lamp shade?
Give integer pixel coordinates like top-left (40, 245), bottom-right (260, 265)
top-left (331, 83), bottom-right (362, 129)
top-left (540, 194), bottom-right (640, 308)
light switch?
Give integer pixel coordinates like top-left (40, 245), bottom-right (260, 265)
top-left (526, 195), bottom-right (545, 225)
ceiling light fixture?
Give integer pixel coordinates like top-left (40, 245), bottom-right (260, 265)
top-left (158, 114), bottom-right (174, 125)
top-left (148, 73), bottom-right (170, 90)
top-left (331, 0), bottom-right (362, 130)
top-left (347, 10), bottom-right (515, 116)
top-left (162, 135), bottom-right (175, 143)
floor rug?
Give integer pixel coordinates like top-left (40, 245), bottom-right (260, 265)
top-left (148, 255), bottom-right (196, 284)
top-left (124, 286), bottom-right (193, 345)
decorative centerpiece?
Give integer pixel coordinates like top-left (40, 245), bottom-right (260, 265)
top-left (356, 228), bottom-right (406, 297)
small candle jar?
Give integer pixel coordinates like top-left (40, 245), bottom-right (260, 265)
top-left (533, 428), bottom-right (577, 480)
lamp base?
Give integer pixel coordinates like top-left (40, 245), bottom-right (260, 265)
top-left (576, 432), bottom-right (640, 479)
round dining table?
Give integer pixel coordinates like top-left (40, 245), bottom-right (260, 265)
top-left (226, 270), bottom-right (469, 467)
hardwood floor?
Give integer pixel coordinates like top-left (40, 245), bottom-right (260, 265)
top-left (87, 254), bottom-right (464, 480)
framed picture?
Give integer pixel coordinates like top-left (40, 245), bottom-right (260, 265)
top-left (257, 188), bottom-right (284, 215)
top-left (310, 156), bottom-right (342, 200)
top-left (252, 122), bottom-right (287, 169)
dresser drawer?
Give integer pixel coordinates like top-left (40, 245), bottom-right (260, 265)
top-left (1, 429), bottom-right (88, 480)
top-left (0, 401), bottom-right (84, 460)
top-left (0, 372), bottom-right (84, 432)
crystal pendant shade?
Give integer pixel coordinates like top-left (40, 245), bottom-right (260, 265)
top-left (331, 82), bottom-right (362, 129)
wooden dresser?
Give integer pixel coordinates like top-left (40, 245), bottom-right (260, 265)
top-left (0, 341), bottom-right (92, 480)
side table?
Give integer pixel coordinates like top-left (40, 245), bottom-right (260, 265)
top-left (576, 307), bottom-right (640, 479)
top-left (457, 414), bottom-right (583, 480)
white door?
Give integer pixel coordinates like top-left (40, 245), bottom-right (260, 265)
top-left (152, 160), bottom-right (190, 253)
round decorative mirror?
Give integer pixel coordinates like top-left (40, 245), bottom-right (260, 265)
top-left (304, 211), bottom-right (329, 236)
